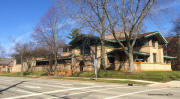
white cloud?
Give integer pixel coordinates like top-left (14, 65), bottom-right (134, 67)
top-left (5, 32), bottom-right (32, 56)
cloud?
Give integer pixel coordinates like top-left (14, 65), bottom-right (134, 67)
top-left (154, 0), bottom-right (180, 11)
top-left (5, 32), bottom-right (32, 56)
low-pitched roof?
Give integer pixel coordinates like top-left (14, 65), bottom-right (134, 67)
top-left (70, 31), bottom-right (168, 48)
top-left (69, 34), bottom-right (100, 48)
top-left (107, 49), bottom-right (150, 57)
top-left (106, 31), bottom-right (168, 44)
top-left (164, 56), bottom-right (177, 59)
top-left (0, 58), bottom-right (13, 66)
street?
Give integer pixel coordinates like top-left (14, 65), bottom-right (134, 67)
top-left (0, 76), bottom-right (180, 99)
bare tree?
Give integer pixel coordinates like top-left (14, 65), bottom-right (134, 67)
top-left (101, 0), bottom-right (156, 72)
top-left (32, 5), bottom-right (64, 76)
top-left (13, 42), bottom-right (52, 73)
top-left (0, 43), bottom-right (6, 58)
top-left (13, 42), bottom-right (33, 76)
top-left (64, 0), bottom-right (109, 70)
top-left (173, 17), bottom-right (180, 69)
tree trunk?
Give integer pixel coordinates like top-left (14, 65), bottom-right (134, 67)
top-left (54, 51), bottom-right (58, 77)
top-left (176, 33), bottom-right (180, 69)
top-left (128, 49), bottom-right (135, 72)
top-left (21, 55), bottom-right (24, 76)
top-left (48, 53), bottom-right (53, 75)
top-left (100, 33), bottom-right (106, 70)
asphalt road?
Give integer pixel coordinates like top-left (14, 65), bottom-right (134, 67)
top-left (0, 76), bottom-right (180, 99)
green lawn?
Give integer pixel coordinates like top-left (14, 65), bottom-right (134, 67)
top-left (0, 72), bottom-right (48, 77)
top-left (0, 71), bottom-right (149, 85)
top-left (72, 71), bottom-right (180, 82)
top-left (1, 71), bottom-right (180, 83)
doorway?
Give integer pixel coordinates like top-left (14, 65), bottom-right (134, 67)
top-left (79, 61), bottom-right (85, 72)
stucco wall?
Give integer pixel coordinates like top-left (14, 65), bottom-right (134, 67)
top-left (110, 62), bottom-right (172, 71)
top-left (11, 64), bottom-right (29, 72)
top-left (0, 66), bottom-right (12, 73)
top-left (135, 63), bottom-right (172, 71)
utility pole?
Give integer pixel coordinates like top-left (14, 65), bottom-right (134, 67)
top-left (94, 57), bottom-right (98, 80)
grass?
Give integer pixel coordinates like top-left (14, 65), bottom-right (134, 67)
top-left (71, 70), bottom-right (180, 82)
top-left (59, 77), bottom-right (150, 85)
top-left (1, 71), bottom-right (180, 83)
top-left (0, 72), bottom-right (48, 77)
top-left (0, 71), bottom-right (149, 85)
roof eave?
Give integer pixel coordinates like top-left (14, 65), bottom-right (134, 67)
top-left (144, 31), bottom-right (168, 44)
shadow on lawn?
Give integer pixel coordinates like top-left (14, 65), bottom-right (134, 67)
top-left (0, 81), bottom-right (26, 94)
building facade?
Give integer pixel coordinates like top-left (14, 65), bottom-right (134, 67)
top-left (62, 31), bottom-right (176, 72)
top-left (8, 31), bottom-right (176, 75)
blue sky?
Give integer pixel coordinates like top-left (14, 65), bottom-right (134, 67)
top-left (0, 0), bottom-right (55, 54)
top-left (0, 0), bottom-right (179, 55)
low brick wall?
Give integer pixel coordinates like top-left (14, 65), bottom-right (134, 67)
top-left (10, 64), bottom-right (78, 76)
top-left (11, 64), bottom-right (29, 72)
top-left (3, 62), bottom-right (172, 76)
top-left (110, 62), bottom-right (172, 71)
top-left (135, 63), bottom-right (172, 71)
top-left (0, 66), bottom-right (13, 73)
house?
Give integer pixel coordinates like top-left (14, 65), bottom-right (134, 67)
top-left (60, 31), bottom-right (176, 72)
top-left (12, 31), bottom-right (176, 75)
top-left (0, 58), bottom-right (14, 73)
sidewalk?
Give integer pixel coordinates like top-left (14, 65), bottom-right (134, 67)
top-left (149, 80), bottom-right (180, 88)
top-left (66, 77), bottom-right (159, 84)
top-left (66, 77), bottom-right (180, 88)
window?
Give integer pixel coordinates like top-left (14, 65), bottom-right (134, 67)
top-left (69, 48), bottom-right (72, 51)
top-left (80, 45), bottom-right (90, 55)
top-left (153, 53), bottom-right (156, 63)
top-left (63, 48), bottom-right (67, 52)
top-left (108, 57), bottom-right (115, 63)
top-left (16, 56), bottom-right (21, 64)
top-left (59, 48), bottom-right (63, 56)
top-left (36, 60), bottom-right (49, 65)
top-left (63, 47), bottom-right (72, 52)
top-left (152, 40), bottom-right (155, 47)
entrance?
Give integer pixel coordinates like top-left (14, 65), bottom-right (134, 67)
top-left (79, 61), bottom-right (85, 72)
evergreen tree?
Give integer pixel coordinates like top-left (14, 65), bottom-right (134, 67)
top-left (67, 28), bottom-right (80, 39)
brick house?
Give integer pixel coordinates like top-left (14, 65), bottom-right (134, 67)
top-left (60, 31), bottom-right (176, 72)
top-left (12, 31), bottom-right (176, 75)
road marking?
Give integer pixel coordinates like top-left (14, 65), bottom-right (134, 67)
top-left (81, 83), bottom-right (95, 85)
top-left (61, 84), bottom-right (73, 86)
top-left (16, 89), bottom-right (34, 94)
top-left (105, 88), bottom-right (168, 99)
top-left (3, 80), bottom-right (12, 82)
top-left (3, 85), bottom-right (123, 99)
top-left (24, 86), bottom-right (41, 89)
top-left (24, 82), bottom-right (73, 89)
top-left (48, 86), bottom-right (141, 99)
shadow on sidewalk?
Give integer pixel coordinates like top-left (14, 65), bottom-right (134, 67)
top-left (0, 81), bottom-right (26, 94)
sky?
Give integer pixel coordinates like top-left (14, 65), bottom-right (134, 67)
top-left (0, 0), bottom-right (179, 56)
top-left (0, 0), bottom-right (55, 55)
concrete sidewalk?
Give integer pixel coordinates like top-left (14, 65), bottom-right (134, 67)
top-left (149, 81), bottom-right (180, 88)
top-left (66, 77), bottom-right (180, 88)
top-left (66, 77), bottom-right (159, 84)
